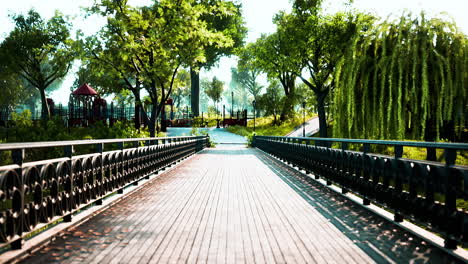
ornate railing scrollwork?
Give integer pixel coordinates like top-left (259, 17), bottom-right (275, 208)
top-left (253, 135), bottom-right (467, 250)
top-left (0, 136), bottom-right (208, 250)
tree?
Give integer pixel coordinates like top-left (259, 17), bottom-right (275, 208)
top-left (190, 0), bottom-right (247, 116)
top-left (0, 62), bottom-right (26, 111)
top-left (231, 55), bottom-right (262, 102)
top-left (275, 6), bottom-right (374, 137)
top-left (74, 50), bottom-right (147, 129)
top-left (0, 9), bottom-right (75, 119)
top-left (256, 80), bottom-right (285, 124)
top-left (247, 35), bottom-right (301, 122)
top-left (204, 77), bottom-right (224, 114)
top-left (333, 13), bottom-right (467, 147)
top-left (171, 69), bottom-right (191, 113)
top-left (89, 0), bottom-right (233, 135)
top-left (227, 69), bottom-right (250, 114)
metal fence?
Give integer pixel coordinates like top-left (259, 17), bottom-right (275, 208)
top-left (253, 136), bottom-right (468, 249)
top-left (0, 135), bottom-right (209, 249)
top-left (0, 105), bottom-right (136, 124)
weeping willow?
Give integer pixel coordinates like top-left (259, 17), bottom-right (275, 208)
top-left (333, 13), bottom-right (467, 141)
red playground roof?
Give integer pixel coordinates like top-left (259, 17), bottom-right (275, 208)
top-left (72, 83), bottom-right (98, 96)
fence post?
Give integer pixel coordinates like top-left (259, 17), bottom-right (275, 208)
top-left (11, 149), bottom-right (25, 249)
top-left (64, 145), bottom-right (74, 222)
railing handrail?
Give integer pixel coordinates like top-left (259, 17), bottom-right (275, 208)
top-left (257, 136), bottom-right (468, 150)
top-left (0, 135), bottom-right (207, 151)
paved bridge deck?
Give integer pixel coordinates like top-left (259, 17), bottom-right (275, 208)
top-left (19, 145), bottom-right (462, 263)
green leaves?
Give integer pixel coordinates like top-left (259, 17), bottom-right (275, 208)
top-left (203, 76), bottom-right (224, 104)
top-left (333, 12), bottom-right (467, 141)
top-left (0, 9), bottom-right (76, 119)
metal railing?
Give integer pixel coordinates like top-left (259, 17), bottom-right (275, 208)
top-left (253, 136), bottom-right (468, 249)
top-left (0, 136), bottom-right (209, 249)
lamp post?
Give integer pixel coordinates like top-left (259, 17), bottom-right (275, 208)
top-left (302, 101), bottom-right (306, 137)
top-left (252, 100), bottom-right (256, 132)
top-left (231, 91), bottom-right (234, 117)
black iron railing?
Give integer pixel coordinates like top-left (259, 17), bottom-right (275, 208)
top-left (253, 136), bottom-right (468, 249)
top-left (0, 136), bottom-right (209, 249)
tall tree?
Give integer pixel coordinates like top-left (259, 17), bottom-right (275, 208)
top-left (232, 50), bottom-right (263, 102)
top-left (333, 13), bottom-right (467, 146)
top-left (204, 76), bottom-right (224, 113)
top-left (276, 7), bottom-right (374, 137)
top-left (256, 80), bottom-right (285, 124)
top-left (90, 0), bottom-right (233, 135)
top-left (190, 0), bottom-right (247, 117)
top-left (0, 9), bottom-right (76, 119)
top-left (248, 35), bottom-right (301, 121)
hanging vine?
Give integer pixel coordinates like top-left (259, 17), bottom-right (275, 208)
top-left (333, 13), bottom-right (467, 141)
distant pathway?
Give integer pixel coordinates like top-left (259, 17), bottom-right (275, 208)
top-left (286, 117), bottom-right (319, 137)
top-left (167, 127), bottom-right (247, 144)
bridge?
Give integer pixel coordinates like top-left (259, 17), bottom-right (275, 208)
top-left (0, 135), bottom-right (466, 263)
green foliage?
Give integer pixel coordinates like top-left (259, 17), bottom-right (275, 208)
top-left (203, 77), bottom-right (224, 106)
top-left (190, 128), bottom-right (215, 147)
top-left (198, 0), bottom-right (248, 70)
top-left (256, 80), bottom-right (285, 124)
top-left (2, 111), bottom-right (149, 144)
top-left (245, 33), bottom-right (299, 120)
top-left (0, 9), bottom-right (76, 119)
top-left (233, 48), bottom-right (263, 100)
top-left (274, 8), bottom-right (376, 137)
top-left (0, 110), bottom-right (152, 166)
top-left (227, 113), bottom-right (316, 145)
top-left (192, 117), bottom-right (218, 127)
top-left (86, 0), bottom-right (236, 136)
top-left (333, 13), bottom-right (467, 141)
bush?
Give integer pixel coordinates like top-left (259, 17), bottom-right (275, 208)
top-left (0, 111), bottom-right (153, 165)
top-left (227, 113), bottom-right (317, 145)
top-left (191, 127), bottom-right (215, 147)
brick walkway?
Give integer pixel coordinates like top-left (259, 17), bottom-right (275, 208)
top-left (20, 145), bottom-right (463, 263)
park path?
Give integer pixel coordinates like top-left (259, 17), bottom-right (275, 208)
top-left (286, 116), bottom-right (320, 137)
top-left (18, 144), bottom-right (462, 264)
top-left (167, 127), bottom-right (247, 144)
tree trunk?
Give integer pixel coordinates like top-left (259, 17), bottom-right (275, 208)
top-left (424, 118), bottom-right (437, 161)
top-left (133, 91), bottom-right (141, 129)
top-left (316, 91), bottom-right (328, 138)
top-left (279, 78), bottom-right (295, 122)
top-left (149, 103), bottom-right (158, 137)
top-left (39, 88), bottom-right (50, 120)
top-left (190, 67), bottom-right (200, 117)
top-left (280, 93), bottom-right (295, 121)
top-left (161, 105), bottom-right (167, 132)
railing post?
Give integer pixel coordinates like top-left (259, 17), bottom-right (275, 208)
top-left (96, 143), bottom-right (104, 205)
top-left (117, 142), bottom-right (124, 194)
top-left (11, 149), bottom-right (25, 249)
top-left (393, 145), bottom-right (404, 222)
top-left (64, 145), bottom-right (74, 222)
top-left (444, 148), bottom-right (458, 249)
top-left (341, 142), bottom-right (349, 194)
top-left (362, 143), bottom-right (371, 205)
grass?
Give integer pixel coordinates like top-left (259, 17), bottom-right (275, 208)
top-left (227, 114), bottom-right (317, 139)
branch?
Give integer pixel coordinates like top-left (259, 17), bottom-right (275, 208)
top-left (299, 75), bottom-right (318, 93)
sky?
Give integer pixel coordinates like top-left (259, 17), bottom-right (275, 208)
top-left (1, 0), bottom-right (467, 104)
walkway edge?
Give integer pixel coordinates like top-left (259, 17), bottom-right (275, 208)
top-left (0, 150), bottom-right (203, 264)
top-left (256, 147), bottom-right (468, 262)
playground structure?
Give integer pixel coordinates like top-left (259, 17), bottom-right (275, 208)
top-left (68, 83), bottom-right (107, 127)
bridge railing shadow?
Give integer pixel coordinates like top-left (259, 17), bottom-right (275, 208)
top-left (255, 150), bottom-right (464, 263)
